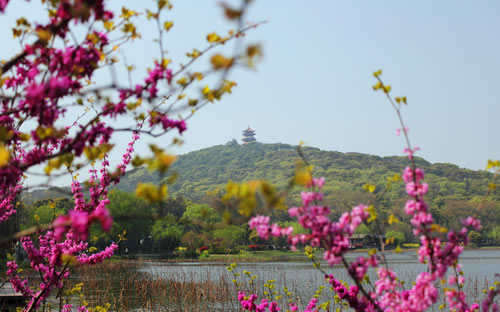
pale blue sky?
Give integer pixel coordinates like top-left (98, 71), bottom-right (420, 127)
top-left (2, 1), bottom-right (499, 177)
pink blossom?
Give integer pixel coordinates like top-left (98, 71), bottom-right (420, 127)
top-left (0, 0), bottom-right (9, 12)
top-left (462, 216), bottom-right (482, 231)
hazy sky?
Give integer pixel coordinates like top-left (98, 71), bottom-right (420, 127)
top-left (1, 0), bottom-right (499, 176)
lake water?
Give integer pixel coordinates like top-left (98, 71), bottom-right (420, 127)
top-left (139, 249), bottom-right (500, 282)
top-left (46, 249), bottom-right (500, 311)
top-left (133, 249), bottom-right (500, 311)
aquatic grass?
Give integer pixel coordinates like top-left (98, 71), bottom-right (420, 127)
top-left (57, 260), bottom-right (498, 311)
top-left (70, 261), bottom-right (242, 311)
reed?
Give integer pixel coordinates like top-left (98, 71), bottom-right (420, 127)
top-left (69, 260), bottom-right (242, 311)
top-left (59, 261), bottom-right (497, 311)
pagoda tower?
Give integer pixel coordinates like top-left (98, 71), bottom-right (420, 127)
top-left (242, 126), bottom-right (256, 144)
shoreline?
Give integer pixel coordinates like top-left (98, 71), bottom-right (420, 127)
top-left (117, 246), bottom-right (500, 264)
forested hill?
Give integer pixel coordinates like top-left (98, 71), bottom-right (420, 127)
top-left (116, 141), bottom-right (494, 205)
top-left (21, 141), bottom-right (500, 237)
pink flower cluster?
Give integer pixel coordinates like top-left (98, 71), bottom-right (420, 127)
top-left (0, 183), bottom-right (22, 222)
top-left (0, 0), bottom-right (184, 224)
top-left (52, 156), bottom-right (113, 242)
top-left (348, 255), bottom-right (378, 281)
top-left (372, 268), bottom-right (440, 312)
top-left (402, 164), bottom-right (483, 286)
top-left (304, 297), bottom-right (318, 312)
top-left (4, 118), bottom-right (143, 311)
top-left (149, 112), bottom-right (187, 134)
top-left (61, 304), bottom-right (89, 312)
top-left (115, 63), bottom-right (173, 117)
top-left (7, 230), bottom-right (117, 310)
top-left (327, 275), bottom-right (373, 310)
top-left (250, 179), bottom-right (369, 266)
top-left (242, 164), bottom-right (495, 311)
top-left (118, 131), bottom-right (140, 176)
top-left (0, 1), bottom-right (185, 306)
top-left (6, 154), bottom-right (121, 310)
top-left (0, 3), bottom-right (113, 226)
top-left (248, 215), bottom-right (293, 240)
top-left (482, 277), bottom-right (500, 312)
top-left (238, 291), bottom-right (280, 312)
top-left (0, 0), bottom-right (9, 12)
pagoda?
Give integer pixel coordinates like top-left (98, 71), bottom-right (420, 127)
top-left (242, 126), bottom-right (256, 144)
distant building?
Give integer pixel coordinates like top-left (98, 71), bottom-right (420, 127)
top-left (242, 126), bottom-right (256, 144)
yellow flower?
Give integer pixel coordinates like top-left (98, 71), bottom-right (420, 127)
top-left (192, 72), bottom-right (203, 81)
top-left (372, 81), bottom-right (382, 91)
top-left (120, 7), bottom-right (137, 19)
top-left (363, 183), bottom-right (376, 193)
top-left (206, 32), bottom-right (221, 43)
top-left (367, 205), bottom-right (377, 223)
top-left (210, 54), bottom-right (233, 70)
top-left (103, 21), bottom-right (114, 31)
top-left (0, 144), bottom-right (10, 167)
top-left (202, 85), bottom-right (215, 102)
top-left (163, 21), bottom-right (173, 31)
top-left (222, 80), bottom-right (237, 94)
top-left (186, 49), bottom-right (200, 58)
top-left (486, 159), bottom-right (500, 170)
top-left (177, 77), bottom-right (188, 86)
top-left (388, 214), bottom-right (399, 225)
top-left (135, 183), bottom-right (167, 203)
top-left (36, 29), bottom-right (52, 43)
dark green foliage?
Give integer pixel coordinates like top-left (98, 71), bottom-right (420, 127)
top-left (116, 142), bottom-right (494, 204)
top-left (212, 225), bottom-right (247, 250)
top-left (182, 203), bottom-right (221, 224)
top-left (0, 203), bottom-right (19, 260)
top-left (113, 142), bottom-right (500, 246)
top-left (20, 197), bottom-right (73, 231)
top-left (468, 230), bottom-right (482, 247)
top-left (487, 226), bottom-right (500, 245)
top-left (16, 142), bottom-right (500, 254)
top-left (157, 195), bottom-right (189, 219)
top-left (151, 214), bottom-right (184, 253)
top-left (105, 190), bottom-right (155, 253)
top-left (385, 230), bottom-right (405, 246)
top-left (355, 223), bottom-right (371, 235)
